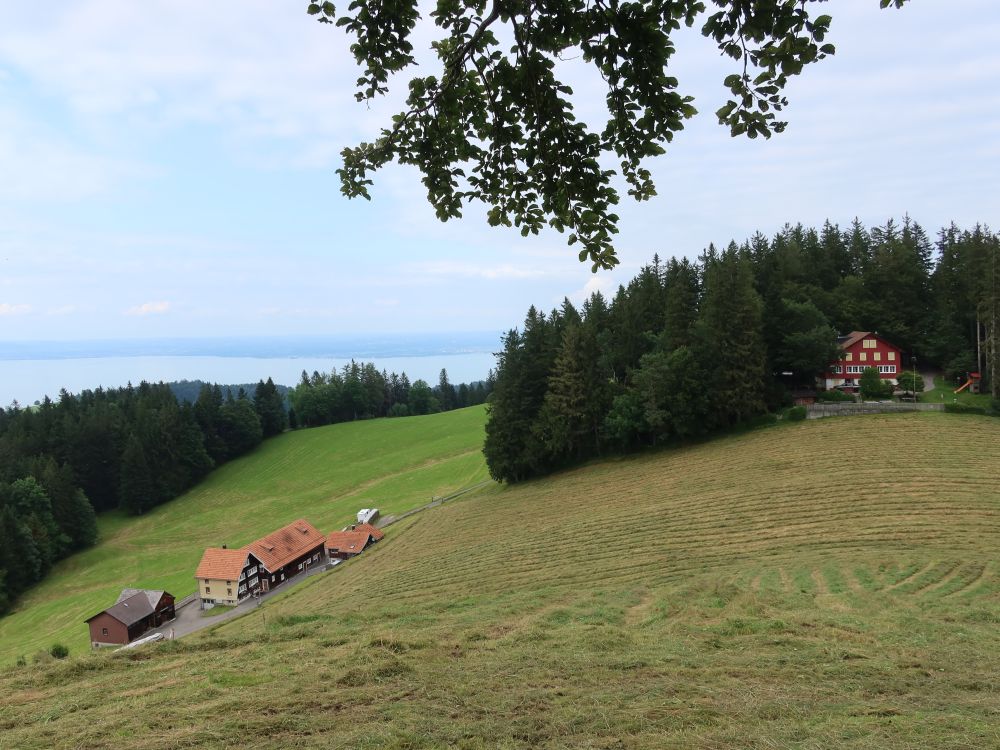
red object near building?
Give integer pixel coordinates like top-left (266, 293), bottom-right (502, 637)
top-left (821, 331), bottom-right (903, 391)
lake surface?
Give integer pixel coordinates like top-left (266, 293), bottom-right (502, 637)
top-left (0, 334), bottom-right (501, 406)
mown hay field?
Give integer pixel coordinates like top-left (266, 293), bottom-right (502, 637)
top-left (2, 412), bottom-right (999, 749)
top-left (0, 406), bottom-right (488, 664)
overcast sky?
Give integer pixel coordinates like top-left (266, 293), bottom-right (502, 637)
top-left (1, 1), bottom-right (998, 342)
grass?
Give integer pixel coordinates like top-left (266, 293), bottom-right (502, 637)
top-left (0, 406), bottom-right (488, 664)
top-left (200, 605), bottom-right (236, 618)
top-left (919, 382), bottom-right (992, 408)
top-left (2, 411), bottom-right (1000, 748)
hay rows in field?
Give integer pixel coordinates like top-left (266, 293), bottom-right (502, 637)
top-left (293, 414), bottom-right (1000, 615)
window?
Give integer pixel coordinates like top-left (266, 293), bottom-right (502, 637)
top-left (227, 588), bottom-right (233, 596)
top-left (831, 365), bottom-right (842, 374)
top-left (298, 563), bottom-right (303, 570)
top-left (102, 627), bottom-right (108, 636)
top-left (863, 339), bottom-right (876, 349)
top-left (205, 586), bottom-right (211, 594)
top-left (888, 351), bottom-right (896, 361)
top-left (859, 352), bottom-right (867, 362)
top-left (845, 352), bottom-right (853, 362)
top-left (874, 352), bottom-right (881, 362)
top-left (878, 365), bottom-right (897, 374)
top-left (226, 581), bottom-right (231, 585)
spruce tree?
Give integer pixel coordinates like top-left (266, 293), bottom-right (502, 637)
top-left (696, 244), bottom-right (767, 426)
top-left (119, 433), bottom-right (154, 515)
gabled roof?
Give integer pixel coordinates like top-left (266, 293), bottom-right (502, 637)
top-left (325, 529), bottom-right (372, 554)
top-left (195, 548), bottom-right (249, 581)
top-left (838, 331), bottom-right (871, 349)
top-left (353, 522), bottom-right (384, 541)
top-left (116, 588), bottom-right (168, 610)
top-left (248, 519), bottom-right (325, 572)
top-left (86, 592), bottom-right (154, 627)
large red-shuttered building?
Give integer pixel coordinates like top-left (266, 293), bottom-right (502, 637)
top-left (822, 331), bottom-right (903, 391)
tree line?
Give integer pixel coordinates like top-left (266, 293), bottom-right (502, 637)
top-left (484, 217), bottom-right (1000, 482)
top-left (289, 361), bottom-right (493, 428)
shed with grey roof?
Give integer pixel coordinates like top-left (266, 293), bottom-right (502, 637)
top-left (85, 589), bottom-right (176, 647)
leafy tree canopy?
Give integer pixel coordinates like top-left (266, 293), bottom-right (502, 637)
top-left (311, 0), bottom-right (906, 269)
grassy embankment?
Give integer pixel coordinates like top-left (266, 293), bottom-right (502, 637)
top-left (2, 411), bottom-right (999, 748)
top-left (0, 406), bottom-right (488, 663)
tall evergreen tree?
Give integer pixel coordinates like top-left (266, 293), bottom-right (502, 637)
top-left (696, 244), bottom-right (767, 426)
top-left (119, 433), bottom-right (154, 515)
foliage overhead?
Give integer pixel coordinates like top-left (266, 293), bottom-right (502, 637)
top-left (311, 0), bottom-right (907, 269)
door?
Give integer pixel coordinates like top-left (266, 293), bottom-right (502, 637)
top-left (260, 578), bottom-right (269, 593)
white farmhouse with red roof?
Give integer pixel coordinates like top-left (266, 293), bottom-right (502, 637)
top-left (822, 331), bottom-right (903, 391)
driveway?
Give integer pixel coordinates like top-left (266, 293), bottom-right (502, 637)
top-left (148, 560), bottom-right (337, 641)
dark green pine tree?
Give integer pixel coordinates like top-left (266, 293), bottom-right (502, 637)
top-left (437, 369), bottom-right (456, 411)
top-left (696, 244), bottom-right (767, 426)
top-left (33, 457), bottom-right (97, 551)
top-left (254, 377), bottom-right (287, 437)
top-left (119, 433), bottom-right (155, 515)
top-left (532, 325), bottom-right (592, 465)
top-left (0, 505), bottom-right (43, 597)
top-left (662, 258), bottom-right (700, 351)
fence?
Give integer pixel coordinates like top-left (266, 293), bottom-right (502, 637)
top-left (175, 592), bottom-right (199, 611)
top-left (806, 402), bottom-right (945, 420)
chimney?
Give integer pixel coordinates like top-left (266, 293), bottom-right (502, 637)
top-left (222, 544), bottom-right (227, 549)
top-left (350, 525), bottom-right (356, 531)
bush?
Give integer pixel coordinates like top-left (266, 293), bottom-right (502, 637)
top-left (50, 643), bottom-right (69, 659)
top-left (944, 403), bottom-right (987, 415)
top-left (818, 389), bottom-right (855, 403)
top-left (785, 406), bottom-right (807, 421)
top-left (387, 403), bottom-right (410, 418)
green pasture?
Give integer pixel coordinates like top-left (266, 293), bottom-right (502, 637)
top-left (2, 411), bottom-right (1000, 748)
top-left (0, 406), bottom-right (488, 664)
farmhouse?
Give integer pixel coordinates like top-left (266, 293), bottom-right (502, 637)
top-left (85, 589), bottom-right (175, 647)
top-left (195, 519), bottom-right (326, 607)
top-left (822, 331), bottom-right (902, 391)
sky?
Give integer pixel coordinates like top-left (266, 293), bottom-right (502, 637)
top-left (0, 1), bottom-right (998, 343)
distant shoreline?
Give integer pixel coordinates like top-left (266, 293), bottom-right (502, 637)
top-left (0, 332), bottom-right (502, 362)
top-left (1, 351), bottom-right (497, 407)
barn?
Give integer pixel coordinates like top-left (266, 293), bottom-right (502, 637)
top-left (85, 589), bottom-right (175, 647)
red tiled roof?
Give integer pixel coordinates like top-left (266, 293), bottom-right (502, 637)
top-left (353, 522), bottom-right (384, 541)
top-left (195, 548), bottom-right (249, 581)
top-left (248, 519), bottom-right (325, 572)
top-left (325, 529), bottom-right (372, 554)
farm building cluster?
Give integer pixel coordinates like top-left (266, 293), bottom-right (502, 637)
top-left (85, 508), bottom-right (382, 648)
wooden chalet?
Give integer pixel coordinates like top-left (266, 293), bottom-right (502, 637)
top-left (822, 331), bottom-right (903, 391)
top-left (85, 589), bottom-right (175, 647)
top-left (196, 519), bottom-right (326, 606)
top-left (325, 522), bottom-right (384, 560)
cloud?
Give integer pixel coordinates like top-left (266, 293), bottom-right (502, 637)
top-left (126, 300), bottom-right (170, 316)
top-left (0, 303), bottom-right (31, 315)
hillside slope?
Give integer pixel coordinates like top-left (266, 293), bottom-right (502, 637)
top-left (3, 412), bottom-right (1000, 749)
top-left (0, 406), bottom-right (488, 663)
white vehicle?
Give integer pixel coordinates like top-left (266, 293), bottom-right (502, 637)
top-left (357, 508), bottom-right (379, 524)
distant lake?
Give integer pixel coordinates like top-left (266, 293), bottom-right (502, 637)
top-left (0, 334), bottom-right (501, 406)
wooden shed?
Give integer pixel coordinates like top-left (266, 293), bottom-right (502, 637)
top-left (85, 589), bottom-right (175, 647)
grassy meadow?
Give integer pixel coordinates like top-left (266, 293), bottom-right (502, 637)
top-left (0, 406), bottom-right (488, 664)
top-left (2, 411), bottom-right (999, 748)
